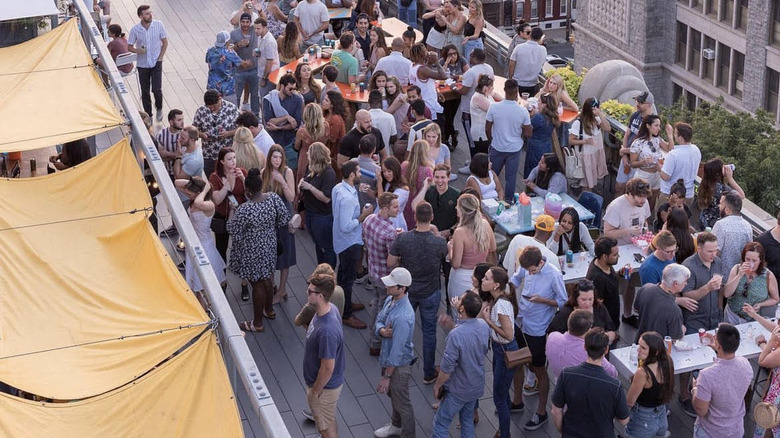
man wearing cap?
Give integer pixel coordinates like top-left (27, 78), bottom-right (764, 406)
top-left (617, 91), bottom-right (655, 196)
top-left (503, 214), bottom-right (561, 275)
top-left (373, 267), bottom-right (417, 438)
top-left (230, 13), bottom-right (258, 113)
top-left (363, 192), bottom-right (401, 356)
top-left (205, 30), bottom-right (250, 105)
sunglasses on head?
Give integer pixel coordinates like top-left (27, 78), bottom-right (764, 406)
top-left (591, 97), bottom-right (600, 108)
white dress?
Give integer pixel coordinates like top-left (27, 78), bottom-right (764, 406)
top-left (185, 209), bottom-right (227, 291)
top-left (467, 173), bottom-right (498, 199)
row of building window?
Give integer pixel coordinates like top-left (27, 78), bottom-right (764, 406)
top-left (675, 21), bottom-right (744, 98)
top-left (679, 0), bottom-right (780, 47)
top-left (527, 0), bottom-right (568, 20)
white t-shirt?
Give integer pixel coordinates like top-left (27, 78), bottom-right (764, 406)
top-left (368, 108), bottom-right (397, 150)
top-left (603, 195), bottom-right (651, 245)
top-left (569, 117), bottom-right (605, 156)
top-left (294, 0), bottom-right (329, 45)
top-left (660, 143), bottom-right (701, 197)
top-left (254, 128), bottom-right (275, 156)
top-left (374, 52), bottom-right (412, 86)
top-left (459, 62), bottom-right (493, 114)
top-left (485, 100), bottom-right (530, 153)
top-left (256, 31), bottom-right (280, 78)
top-left (490, 297), bottom-right (515, 343)
top-left (503, 234), bottom-right (561, 275)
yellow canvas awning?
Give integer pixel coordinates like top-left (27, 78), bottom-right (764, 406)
top-left (0, 140), bottom-right (210, 400)
top-left (0, 333), bottom-right (243, 438)
top-left (0, 19), bottom-right (124, 152)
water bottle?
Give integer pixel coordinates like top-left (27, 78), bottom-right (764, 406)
top-left (557, 101), bottom-right (564, 116)
top-left (629, 344), bottom-right (638, 365)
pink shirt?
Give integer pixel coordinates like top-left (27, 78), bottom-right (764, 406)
top-left (546, 332), bottom-right (617, 382)
top-left (694, 356), bottom-right (753, 437)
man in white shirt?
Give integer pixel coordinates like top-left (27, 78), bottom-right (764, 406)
top-left (254, 17), bottom-right (280, 101)
top-left (455, 48), bottom-right (493, 174)
top-left (127, 5), bottom-right (168, 121)
top-left (485, 79), bottom-right (531, 202)
top-left (236, 111), bottom-right (273, 159)
top-left (374, 38), bottom-right (412, 86)
top-left (660, 121), bottom-right (701, 207)
top-left (293, 0), bottom-right (329, 47)
top-left (712, 191), bottom-right (753, 279)
top-left (508, 27), bottom-right (546, 97)
top-left (503, 214), bottom-right (561, 274)
top-left (367, 90), bottom-right (397, 150)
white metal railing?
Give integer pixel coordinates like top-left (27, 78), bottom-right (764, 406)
top-left (71, 1), bottom-right (291, 437)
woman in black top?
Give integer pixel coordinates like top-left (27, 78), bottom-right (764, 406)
top-left (298, 142), bottom-right (337, 268)
top-left (626, 331), bottom-right (674, 438)
top-left (463, 0), bottom-right (484, 62)
top-left (437, 44), bottom-right (469, 149)
top-left (548, 280), bottom-right (617, 344)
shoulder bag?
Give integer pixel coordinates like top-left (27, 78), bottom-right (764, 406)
top-left (755, 368), bottom-right (780, 430)
top-left (504, 331), bottom-right (532, 369)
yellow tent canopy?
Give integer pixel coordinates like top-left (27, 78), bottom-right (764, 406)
top-left (0, 19), bottom-right (124, 152)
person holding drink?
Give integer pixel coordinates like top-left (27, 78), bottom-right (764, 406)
top-left (723, 242), bottom-right (780, 324)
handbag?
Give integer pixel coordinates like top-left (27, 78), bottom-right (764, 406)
top-left (210, 217), bottom-right (226, 234)
top-left (755, 369), bottom-right (780, 430)
top-left (563, 145), bottom-right (584, 180)
top-left (503, 332), bottom-right (532, 369)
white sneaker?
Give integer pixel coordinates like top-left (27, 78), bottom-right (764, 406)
top-left (302, 408), bottom-right (314, 421)
top-left (458, 163), bottom-right (470, 175)
top-left (155, 111), bottom-right (163, 122)
top-left (449, 173), bottom-right (458, 181)
top-left (374, 423), bottom-right (402, 438)
top-left (241, 103), bottom-right (251, 111)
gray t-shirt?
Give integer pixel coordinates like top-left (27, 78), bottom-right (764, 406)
top-left (682, 253), bottom-right (723, 332)
top-left (303, 305), bottom-right (345, 388)
top-left (390, 230), bottom-right (448, 298)
top-left (229, 27), bottom-right (257, 71)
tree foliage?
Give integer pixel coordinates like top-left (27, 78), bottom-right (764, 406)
top-left (544, 66), bottom-right (586, 106)
top-left (659, 98), bottom-right (780, 213)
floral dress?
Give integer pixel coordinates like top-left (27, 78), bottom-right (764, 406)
top-left (700, 182), bottom-right (731, 229)
top-left (261, 1), bottom-right (285, 38)
top-left (226, 193), bottom-right (291, 282)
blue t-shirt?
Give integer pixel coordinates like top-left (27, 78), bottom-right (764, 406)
top-left (639, 253), bottom-right (674, 285)
top-left (303, 305), bottom-right (346, 389)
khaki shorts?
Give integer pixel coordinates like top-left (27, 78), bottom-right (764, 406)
top-left (307, 385), bottom-right (342, 432)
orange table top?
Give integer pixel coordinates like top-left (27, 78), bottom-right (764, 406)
top-left (336, 82), bottom-right (370, 103)
top-left (267, 55), bottom-right (331, 85)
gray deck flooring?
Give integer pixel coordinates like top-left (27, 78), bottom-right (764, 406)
top-left (106, 0), bottom-right (766, 436)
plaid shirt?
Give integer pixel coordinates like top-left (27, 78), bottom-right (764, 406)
top-left (362, 213), bottom-right (397, 282)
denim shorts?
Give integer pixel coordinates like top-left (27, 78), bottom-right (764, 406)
top-left (626, 404), bottom-right (667, 438)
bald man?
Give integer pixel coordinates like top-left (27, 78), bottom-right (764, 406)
top-left (374, 38), bottom-right (412, 86)
top-left (338, 110), bottom-right (387, 167)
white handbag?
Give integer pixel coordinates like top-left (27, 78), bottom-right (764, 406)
top-left (563, 145), bottom-right (585, 180)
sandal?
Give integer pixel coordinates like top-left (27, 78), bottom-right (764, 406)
top-left (264, 310), bottom-right (276, 320)
top-left (240, 320), bottom-right (264, 332)
top-left (241, 284), bottom-right (250, 301)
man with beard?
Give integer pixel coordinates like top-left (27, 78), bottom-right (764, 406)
top-left (337, 110), bottom-right (387, 167)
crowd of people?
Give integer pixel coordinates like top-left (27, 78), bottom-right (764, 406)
top-left (95, 2), bottom-right (780, 438)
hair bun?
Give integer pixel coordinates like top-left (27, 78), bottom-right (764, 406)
top-left (248, 167), bottom-right (262, 178)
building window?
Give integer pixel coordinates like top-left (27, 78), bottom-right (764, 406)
top-left (767, 68), bottom-right (780, 118)
top-left (733, 50), bottom-right (744, 98)
top-left (686, 90), bottom-right (698, 110)
top-left (561, 0), bottom-right (567, 15)
top-left (737, 0), bottom-right (748, 30)
top-left (703, 36), bottom-right (715, 81)
top-left (545, 0), bottom-right (554, 17)
top-left (691, 0), bottom-right (703, 11)
top-left (531, 0), bottom-right (538, 18)
top-left (705, 0), bottom-right (718, 18)
top-left (773, 1), bottom-right (780, 46)
top-left (676, 22), bottom-right (688, 66)
top-left (689, 28), bottom-right (701, 74)
top-left (722, 0), bottom-right (734, 24)
top-left (673, 82), bottom-right (684, 104)
top-left (717, 42), bottom-right (731, 91)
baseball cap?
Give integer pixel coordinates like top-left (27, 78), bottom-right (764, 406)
top-left (240, 12), bottom-right (252, 21)
top-left (381, 268), bottom-right (412, 287)
top-left (535, 214), bottom-right (555, 232)
top-left (634, 91), bottom-right (654, 105)
top-left (215, 30), bottom-right (230, 48)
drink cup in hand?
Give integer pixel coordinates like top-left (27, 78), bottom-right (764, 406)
top-left (711, 274), bottom-right (723, 289)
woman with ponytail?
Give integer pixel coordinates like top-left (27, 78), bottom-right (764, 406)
top-left (626, 331), bottom-right (675, 438)
top-left (447, 193), bottom-right (496, 299)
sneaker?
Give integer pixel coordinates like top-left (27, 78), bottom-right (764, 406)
top-left (301, 408), bottom-right (314, 422)
top-left (449, 173), bottom-right (458, 181)
top-left (510, 402), bottom-right (525, 412)
top-left (423, 371), bottom-right (438, 385)
top-left (524, 413), bottom-right (548, 431)
top-left (621, 315), bottom-right (639, 328)
top-left (458, 163), bottom-right (471, 175)
top-left (374, 423), bottom-right (402, 438)
top-left (241, 103), bottom-right (251, 112)
top-left (156, 111), bottom-right (163, 122)
top-left (680, 398), bottom-right (696, 418)
top-left (523, 381), bottom-right (539, 396)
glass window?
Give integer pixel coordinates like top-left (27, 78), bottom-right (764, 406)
top-left (686, 90), bottom-right (698, 110)
top-left (691, 0), bottom-right (703, 11)
top-left (561, 0), bottom-right (567, 15)
top-left (706, 0), bottom-right (718, 18)
top-left (689, 28), bottom-right (701, 74)
top-left (773, 0), bottom-right (780, 46)
top-left (737, 0), bottom-right (748, 30)
top-left (733, 50), bottom-right (744, 98)
top-left (545, 0), bottom-right (554, 17)
top-left (673, 82), bottom-right (684, 105)
top-left (767, 68), bottom-right (780, 117)
top-left (703, 36), bottom-right (715, 80)
top-left (717, 42), bottom-right (731, 91)
top-left (722, 0), bottom-right (734, 24)
top-left (676, 22), bottom-right (688, 66)
top-left (531, 0), bottom-right (538, 18)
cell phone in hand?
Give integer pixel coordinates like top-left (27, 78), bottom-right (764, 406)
top-left (633, 253), bottom-right (645, 263)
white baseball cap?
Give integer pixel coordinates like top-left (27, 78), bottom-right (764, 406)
top-left (381, 267), bottom-right (412, 287)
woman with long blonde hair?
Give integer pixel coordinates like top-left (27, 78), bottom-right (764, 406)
top-left (401, 139), bottom-right (434, 227)
top-left (259, 144), bottom-right (298, 303)
top-left (294, 103), bottom-right (330, 183)
top-left (535, 74), bottom-right (578, 112)
top-left (463, 0), bottom-right (484, 62)
top-left (448, 193), bottom-right (496, 299)
top-left (299, 142), bottom-right (338, 267)
top-left (233, 127), bottom-right (265, 171)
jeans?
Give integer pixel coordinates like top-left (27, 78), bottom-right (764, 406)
top-left (409, 289), bottom-right (441, 378)
top-left (492, 339), bottom-right (518, 438)
top-left (234, 70), bottom-right (259, 115)
top-left (306, 211), bottom-right (337, 269)
top-left (463, 38), bottom-right (483, 64)
top-left (387, 364), bottom-right (416, 437)
top-left (432, 392), bottom-right (477, 438)
top-left (337, 243), bottom-right (362, 319)
top-left (369, 280), bottom-right (387, 349)
top-left (138, 61), bottom-right (163, 116)
top-left (626, 404), bottom-right (667, 438)
top-left (489, 147), bottom-right (521, 202)
top-left (397, 0), bottom-right (417, 28)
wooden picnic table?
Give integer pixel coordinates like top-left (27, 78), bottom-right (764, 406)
top-left (267, 55), bottom-right (331, 85)
top-left (374, 17), bottom-right (423, 41)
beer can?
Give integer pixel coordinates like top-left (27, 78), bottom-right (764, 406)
top-left (565, 250), bottom-right (574, 267)
top-left (698, 328), bottom-right (706, 343)
top-left (664, 336), bottom-right (673, 353)
top-left (623, 264), bottom-right (632, 280)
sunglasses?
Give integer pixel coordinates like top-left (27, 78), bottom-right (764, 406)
top-left (591, 97), bottom-right (600, 108)
top-left (742, 278), bottom-right (753, 298)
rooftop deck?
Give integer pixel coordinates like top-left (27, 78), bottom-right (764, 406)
top-left (82, 1), bottom-right (769, 436)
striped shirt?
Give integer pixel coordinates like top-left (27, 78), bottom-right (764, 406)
top-left (127, 20), bottom-right (168, 68)
top-left (155, 127), bottom-right (180, 173)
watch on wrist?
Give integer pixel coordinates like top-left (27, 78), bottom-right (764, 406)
top-left (382, 373), bottom-right (392, 379)
top-left (226, 189), bottom-right (233, 196)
